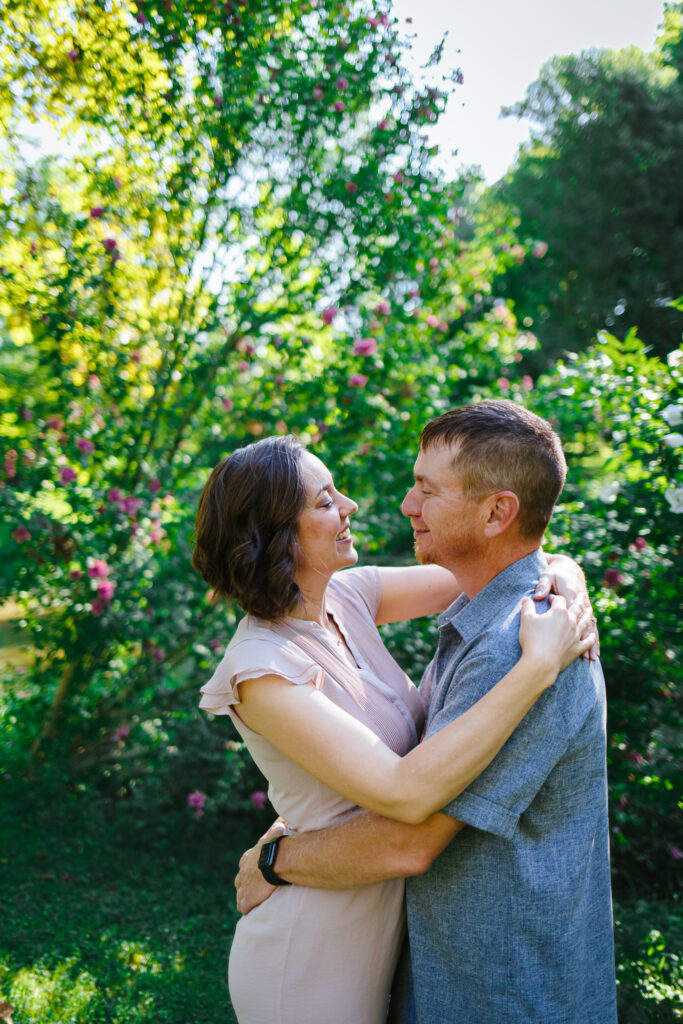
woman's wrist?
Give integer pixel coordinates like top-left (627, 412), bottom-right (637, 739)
top-left (515, 651), bottom-right (559, 694)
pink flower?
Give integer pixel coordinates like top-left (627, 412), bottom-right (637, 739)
top-left (353, 337), bottom-right (377, 356)
top-left (335, 76), bottom-right (349, 91)
top-left (113, 176), bottom-right (122, 190)
top-left (119, 496), bottom-right (143, 517)
top-left (521, 375), bottom-right (533, 391)
top-left (378, 119), bottom-right (389, 130)
top-left (76, 438), bottom-right (95, 454)
top-left (627, 751), bottom-right (647, 766)
top-left (91, 598), bottom-right (106, 616)
top-left (89, 207), bottom-right (105, 219)
top-left (20, 406), bottom-right (33, 421)
top-left (454, 69), bottom-right (464, 85)
top-left (102, 238), bottom-right (117, 253)
top-left (149, 525), bottom-right (165, 543)
top-left (250, 791), bottom-right (268, 810)
top-left (603, 568), bottom-right (624, 588)
top-left (634, 536), bottom-right (647, 550)
top-left (366, 15), bottom-right (380, 28)
top-left (88, 559), bottom-right (110, 578)
top-left (110, 726), bottom-right (130, 743)
top-left (88, 374), bottom-right (101, 389)
top-left (497, 378), bottom-right (510, 391)
top-left (333, 100), bottom-right (346, 112)
top-left (349, 373), bottom-right (368, 388)
top-left (375, 300), bottom-right (390, 316)
top-left (47, 415), bottom-right (65, 431)
top-left (321, 305), bottom-right (338, 326)
top-left (97, 579), bottom-right (116, 602)
top-left (188, 791), bottom-right (206, 809)
top-left (106, 487), bottom-right (122, 504)
top-left (69, 569), bottom-right (83, 581)
top-left (60, 466), bottom-right (77, 484)
top-left (4, 459), bottom-right (16, 478)
top-left (152, 647), bottom-right (164, 662)
top-left (393, 171), bottom-right (404, 184)
top-left (426, 314), bottom-right (439, 328)
top-left (532, 241), bottom-right (548, 259)
top-left (313, 86), bottom-right (323, 100)
top-left (221, 397), bottom-right (233, 411)
top-left (345, 181), bottom-right (358, 193)
top-left (12, 526), bottom-right (31, 543)
top-left (671, 847), bottom-right (682, 860)
top-left (67, 48), bottom-right (79, 62)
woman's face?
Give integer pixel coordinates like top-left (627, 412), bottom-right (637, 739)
top-left (294, 451), bottom-right (359, 581)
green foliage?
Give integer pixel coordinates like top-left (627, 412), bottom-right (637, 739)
top-left (0, 0), bottom-right (528, 773)
top-left (529, 332), bottom-right (683, 886)
top-left (495, 4), bottom-right (683, 367)
top-left (0, 0), bottom-right (680, 966)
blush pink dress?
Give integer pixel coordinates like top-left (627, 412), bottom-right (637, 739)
top-left (199, 567), bottom-right (425, 1024)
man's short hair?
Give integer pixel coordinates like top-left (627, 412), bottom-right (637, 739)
top-left (419, 400), bottom-right (567, 539)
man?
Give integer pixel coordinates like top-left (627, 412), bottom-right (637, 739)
top-left (236, 400), bottom-right (617, 1023)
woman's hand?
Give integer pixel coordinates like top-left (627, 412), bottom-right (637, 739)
top-left (535, 553), bottom-right (600, 660)
top-left (519, 595), bottom-right (597, 686)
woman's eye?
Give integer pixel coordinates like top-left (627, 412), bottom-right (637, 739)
top-left (320, 501), bottom-right (334, 509)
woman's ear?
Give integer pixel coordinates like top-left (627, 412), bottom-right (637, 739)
top-left (482, 491), bottom-right (520, 538)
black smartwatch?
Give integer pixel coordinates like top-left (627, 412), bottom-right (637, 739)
top-left (258, 836), bottom-right (292, 886)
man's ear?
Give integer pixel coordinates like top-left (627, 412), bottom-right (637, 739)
top-left (482, 491), bottom-right (520, 537)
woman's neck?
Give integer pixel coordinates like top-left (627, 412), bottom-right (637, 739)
top-left (287, 571), bottom-right (332, 627)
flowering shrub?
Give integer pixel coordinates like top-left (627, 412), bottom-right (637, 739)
top-left (0, 2), bottom-right (679, 893)
top-left (529, 332), bottom-right (682, 886)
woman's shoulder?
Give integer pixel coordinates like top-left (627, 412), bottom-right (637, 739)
top-left (199, 615), bottom-right (323, 714)
top-left (328, 565), bottom-right (381, 620)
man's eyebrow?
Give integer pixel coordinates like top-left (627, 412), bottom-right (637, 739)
top-left (413, 472), bottom-right (438, 488)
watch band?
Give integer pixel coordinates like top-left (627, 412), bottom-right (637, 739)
top-left (258, 836), bottom-right (291, 886)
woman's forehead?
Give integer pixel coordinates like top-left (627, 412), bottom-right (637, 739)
top-left (300, 450), bottom-right (333, 489)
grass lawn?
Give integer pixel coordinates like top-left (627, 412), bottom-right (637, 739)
top-left (1, 774), bottom-right (681, 1023)
top-left (0, 777), bottom-right (245, 1024)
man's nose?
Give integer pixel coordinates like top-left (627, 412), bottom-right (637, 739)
top-left (401, 486), bottom-right (420, 518)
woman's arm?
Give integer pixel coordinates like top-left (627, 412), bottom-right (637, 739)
top-left (236, 596), bottom-right (595, 826)
top-left (375, 556), bottom-right (598, 657)
top-left (374, 565), bottom-right (461, 625)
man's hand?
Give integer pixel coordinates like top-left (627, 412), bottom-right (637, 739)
top-left (235, 820), bottom-right (287, 915)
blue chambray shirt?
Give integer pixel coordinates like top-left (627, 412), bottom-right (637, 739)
top-left (391, 550), bottom-right (617, 1024)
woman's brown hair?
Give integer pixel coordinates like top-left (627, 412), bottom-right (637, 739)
top-left (192, 435), bottom-right (307, 620)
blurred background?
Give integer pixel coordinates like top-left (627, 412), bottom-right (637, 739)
top-left (0, 1), bottom-right (681, 1021)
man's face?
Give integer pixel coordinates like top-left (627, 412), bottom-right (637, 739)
top-left (401, 443), bottom-right (488, 568)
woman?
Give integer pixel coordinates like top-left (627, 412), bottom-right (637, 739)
top-left (193, 435), bottom-right (595, 1024)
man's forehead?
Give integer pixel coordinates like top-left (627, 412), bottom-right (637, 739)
top-left (413, 442), bottom-right (460, 481)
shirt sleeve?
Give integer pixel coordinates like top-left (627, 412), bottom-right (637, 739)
top-left (426, 631), bottom-right (603, 839)
top-left (329, 565), bottom-right (382, 622)
top-left (199, 633), bottom-right (323, 715)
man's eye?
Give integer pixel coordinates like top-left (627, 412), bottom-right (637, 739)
top-left (421, 490), bottom-right (432, 496)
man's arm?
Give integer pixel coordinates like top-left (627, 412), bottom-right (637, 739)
top-left (235, 810), bottom-right (464, 914)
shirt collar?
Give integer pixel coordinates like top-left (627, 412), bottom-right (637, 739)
top-left (438, 549), bottom-right (546, 643)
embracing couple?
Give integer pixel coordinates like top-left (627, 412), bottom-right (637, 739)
top-left (193, 400), bottom-right (618, 1024)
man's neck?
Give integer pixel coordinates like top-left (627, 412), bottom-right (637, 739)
top-left (448, 541), bottom-right (541, 599)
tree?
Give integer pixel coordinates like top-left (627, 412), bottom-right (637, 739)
top-left (494, 2), bottom-right (683, 368)
top-left (0, 0), bottom-right (527, 767)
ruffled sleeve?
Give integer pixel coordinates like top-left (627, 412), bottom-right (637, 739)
top-left (199, 617), bottom-right (324, 716)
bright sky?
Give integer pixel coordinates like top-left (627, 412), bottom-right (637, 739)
top-left (392, 0), bottom-right (668, 181)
